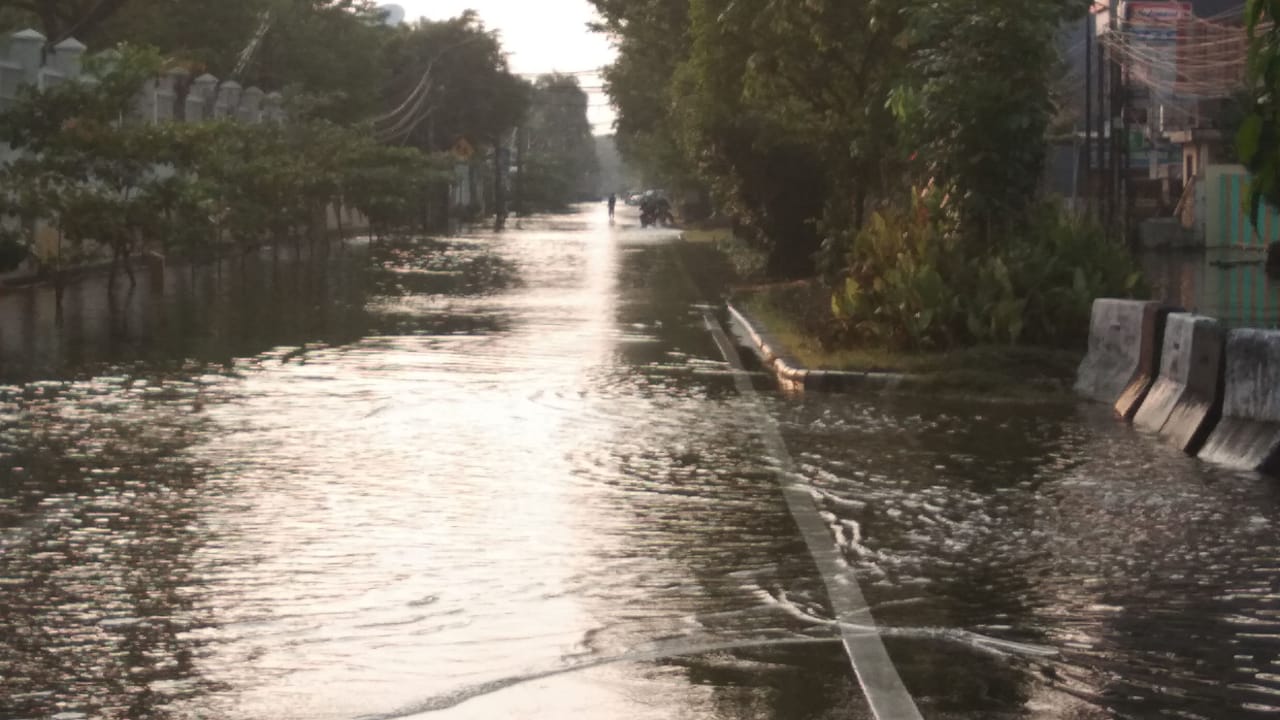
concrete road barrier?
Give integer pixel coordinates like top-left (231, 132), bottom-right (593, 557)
top-left (1075, 299), bottom-right (1170, 419)
top-left (1132, 313), bottom-right (1225, 454)
top-left (1199, 329), bottom-right (1280, 474)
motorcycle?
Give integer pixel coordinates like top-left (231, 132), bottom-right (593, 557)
top-left (640, 203), bottom-right (675, 228)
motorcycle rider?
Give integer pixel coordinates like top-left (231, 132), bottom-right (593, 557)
top-left (639, 193), bottom-right (674, 227)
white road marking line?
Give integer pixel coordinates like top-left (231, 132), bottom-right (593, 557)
top-left (702, 309), bottom-right (924, 720)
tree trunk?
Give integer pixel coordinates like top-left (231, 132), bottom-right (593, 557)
top-left (54, 282), bottom-right (64, 325)
top-left (493, 140), bottom-right (507, 231)
top-left (123, 247), bottom-right (136, 289)
top-left (37, 3), bottom-right (63, 41)
top-left (108, 246), bottom-right (120, 297)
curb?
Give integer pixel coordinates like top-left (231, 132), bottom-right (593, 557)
top-left (725, 300), bottom-right (911, 393)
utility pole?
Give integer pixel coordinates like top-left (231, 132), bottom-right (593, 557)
top-left (1085, 10), bottom-right (1093, 216)
top-left (426, 114), bottom-right (436, 232)
top-left (1097, 2), bottom-right (1108, 217)
top-left (493, 139), bottom-right (507, 231)
top-left (514, 125), bottom-right (526, 217)
top-left (1106, 0), bottom-right (1121, 231)
top-left (1110, 0), bottom-right (1128, 243)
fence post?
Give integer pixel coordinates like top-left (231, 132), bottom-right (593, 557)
top-left (51, 38), bottom-right (86, 80)
top-left (191, 74), bottom-right (218, 122)
top-left (263, 91), bottom-right (284, 123)
top-left (215, 80), bottom-right (241, 119)
top-left (10, 29), bottom-right (45, 86)
top-left (157, 68), bottom-right (184, 122)
top-left (240, 86), bottom-right (264, 123)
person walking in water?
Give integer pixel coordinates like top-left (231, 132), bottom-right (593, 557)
top-left (607, 193), bottom-right (617, 219)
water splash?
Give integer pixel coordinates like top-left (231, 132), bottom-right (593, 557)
top-left (356, 635), bottom-right (842, 719)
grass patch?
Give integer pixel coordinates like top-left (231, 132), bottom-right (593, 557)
top-left (681, 228), bottom-right (733, 244)
top-left (681, 225), bottom-right (769, 282)
top-left (738, 284), bottom-right (1083, 401)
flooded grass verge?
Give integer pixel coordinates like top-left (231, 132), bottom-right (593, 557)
top-left (735, 283), bottom-right (1081, 401)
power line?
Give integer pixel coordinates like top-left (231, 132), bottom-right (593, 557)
top-left (514, 69), bottom-right (604, 77)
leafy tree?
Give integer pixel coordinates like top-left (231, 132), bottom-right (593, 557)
top-left (379, 13), bottom-right (528, 152)
top-left (3, 0), bottom-right (130, 43)
top-left (890, 0), bottom-right (1071, 249)
top-left (0, 38), bottom-right (443, 287)
top-left (341, 135), bottom-right (450, 237)
top-left (589, 0), bottom-right (699, 193)
top-left (93, 0), bottom-right (265, 75)
top-left (593, 0), bottom-right (905, 276)
top-left (377, 13), bottom-right (529, 227)
top-left (0, 7), bottom-right (32, 33)
top-left (675, 0), bottom-right (914, 276)
top-left (520, 74), bottom-right (599, 210)
top-left (94, 0), bottom-right (388, 122)
top-left (592, 0), bottom-right (1139, 350)
top-left (244, 1), bottom-right (388, 122)
top-left (1240, 0), bottom-right (1280, 218)
top-left (738, 0), bottom-right (907, 270)
top-left (666, 0), bottom-right (828, 276)
top-left (0, 44), bottom-right (169, 286)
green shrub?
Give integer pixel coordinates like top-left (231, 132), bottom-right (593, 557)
top-left (831, 198), bottom-right (964, 349)
top-left (1007, 203), bottom-right (1144, 347)
top-left (831, 197), bottom-right (1143, 350)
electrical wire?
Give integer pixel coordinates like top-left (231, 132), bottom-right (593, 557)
top-left (1097, 10), bottom-right (1252, 101)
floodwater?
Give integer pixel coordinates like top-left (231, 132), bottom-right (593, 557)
top-left (1144, 248), bottom-right (1280, 329)
top-left (2, 207), bottom-right (1280, 719)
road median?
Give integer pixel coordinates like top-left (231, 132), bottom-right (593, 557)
top-left (727, 289), bottom-right (1079, 401)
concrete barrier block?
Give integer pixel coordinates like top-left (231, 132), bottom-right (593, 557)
top-left (1075, 299), bottom-right (1169, 419)
top-left (1199, 329), bottom-right (1280, 474)
top-left (1132, 313), bottom-right (1225, 453)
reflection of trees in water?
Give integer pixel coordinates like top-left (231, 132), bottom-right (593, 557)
top-left (0, 380), bottom-right (221, 719)
top-left (672, 647), bottom-right (866, 719)
top-left (369, 235), bottom-right (522, 298)
top-left (562, 241), bottom-right (864, 718)
top-left (0, 237), bottom-right (526, 383)
top-left (747, 393), bottom-right (1087, 715)
top-left (0, 234), bottom-right (531, 718)
top-left (781, 390), bottom-right (1280, 717)
top-left (1061, 472), bottom-right (1280, 718)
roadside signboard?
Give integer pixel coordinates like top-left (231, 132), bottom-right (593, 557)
top-left (1124, 1), bottom-right (1191, 41)
top-left (1123, 1), bottom-right (1192, 139)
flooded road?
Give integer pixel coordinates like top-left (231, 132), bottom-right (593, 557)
top-left (3, 207), bottom-right (1280, 719)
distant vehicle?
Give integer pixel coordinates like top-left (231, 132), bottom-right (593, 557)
top-left (639, 194), bottom-right (675, 228)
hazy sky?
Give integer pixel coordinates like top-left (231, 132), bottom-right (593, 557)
top-left (391, 1), bottom-right (618, 132)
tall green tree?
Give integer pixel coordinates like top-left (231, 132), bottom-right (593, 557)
top-left (95, 0), bottom-right (266, 75)
top-left (95, 0), bottom-right (388, 122)
top-left (891, 0), bottom-right (1070, 248)
top-left (1240, 0), bottom-right (1280, 218)
top-left (672, 0), bottom-right (910, 276)
top-left (589, 0), bottom-right (698, 193)
top-left (379, 13), bottom-right (529, 153)
top-left (373, 13), bottom-right (529, 228)
top-left (3, 0), bottom-right (130, 42)
top-left (669, 0), bottom-right (828, 275)
top-left (520, 74), bottom-right (599, 210)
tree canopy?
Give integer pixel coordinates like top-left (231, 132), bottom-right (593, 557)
top-left (3, 0), bottom-right (131, 42)
top-left (1240, 0), bottom-right (1280, 220)
top-left (0, 3), bottom-right (594, 260)
top-left (591, 0), bottom-right (1141, 352)
top-left (378, 12), bottom-right (530, 151)
top-left (519, 74), bottom-right (600, 209)
top-left (592, 0), bottom-right (1082, 275)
